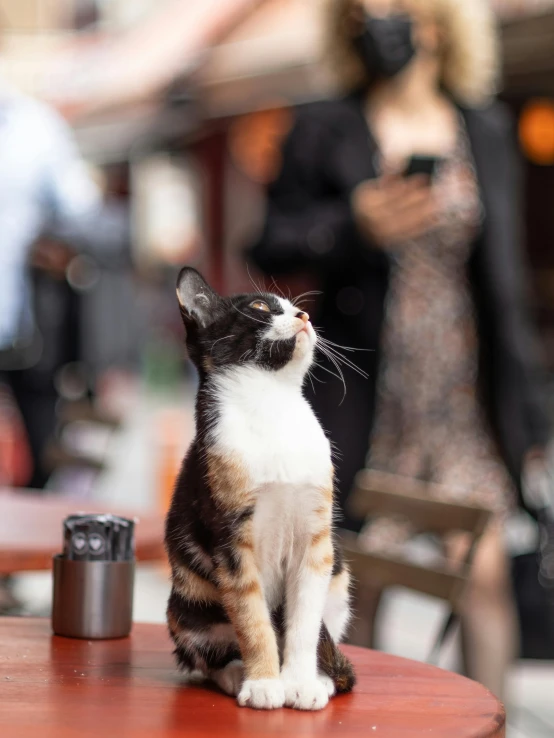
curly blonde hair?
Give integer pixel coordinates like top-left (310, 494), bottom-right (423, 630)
top-left (326, 0), bottom-right (500, 107)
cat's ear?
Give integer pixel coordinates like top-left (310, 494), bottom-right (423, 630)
top-left (176, 267), bottom-right (222, 329)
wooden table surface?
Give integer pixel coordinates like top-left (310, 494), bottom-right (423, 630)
top-left (0, 491), bottom-right (166, 574)
top-left (0, 618), bottom-right (505, 738)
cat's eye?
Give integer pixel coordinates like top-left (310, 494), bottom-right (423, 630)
top-left (249, 300), bottom-right (271, 313)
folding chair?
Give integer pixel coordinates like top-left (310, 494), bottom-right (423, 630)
top-left (341, 469), bottom-right (492, 661)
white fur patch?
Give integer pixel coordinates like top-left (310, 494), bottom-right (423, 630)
top-left (318, 673), bottom-right (336, 697)
top-left (324, 570), bottom-right (351, 642)
top-left (261, 297), bottom-right (316, 373)
top-left (238, 678), bottom-right (285, 710)
top-left (212, 366), bottom-right (331, 489)
top-left (263, 298), bottom-right (303, 340)
top-left (252, 481), bottom-right (329, 610)
top-left (281, 677), bottom-right (329, 711)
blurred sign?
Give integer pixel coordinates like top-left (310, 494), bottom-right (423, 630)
top-left (0, 0), bottom-right (72, 29)
top-left (229, 105), bottom-right (293, 184)
top-left (493, 0), bottom-right (554, 17)
top-left (131, 154), bottom-right (202, 265)
top-left (519, 99), bottom-right (554, 165)
top-left (0, 386), bottom-right (33, 487)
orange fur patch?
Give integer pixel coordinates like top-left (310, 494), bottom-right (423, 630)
top-left (321, 485), bottom-right (334, 503)
top-left (167, 608), bottom-right (181, 635)
top-left (308, 530), bottom-right (334, 575)
top-left (216, 523), bottom-right (280, 681)
top-left (173, 564), bottom-right (220, 604)
top-left (311, 527), bottom-right (330, 548)
top-left (225, 595), bottom-right (280, 680)
top-left (206, 451), bottom-right (253, 511)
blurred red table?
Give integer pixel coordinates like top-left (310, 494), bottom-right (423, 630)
top-left (0, 618), bottom-right (505, 738)
top-left (0, 491), bottom-right (165, 574)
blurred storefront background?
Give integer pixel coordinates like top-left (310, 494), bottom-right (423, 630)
top-left (1, 7), bottom-right (554, 733)
top-left (1, 0), bottom-right (554, 487)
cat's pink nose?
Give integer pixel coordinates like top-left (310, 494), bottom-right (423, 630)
top-left (296, 311), bottom-right (310, 323)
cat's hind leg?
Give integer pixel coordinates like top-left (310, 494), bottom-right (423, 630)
top-left (323, 564), bottom-right (352, 643)
top-left (210, 659), bottom-right (244, 696)
top-left (167, 588), bottom-right (242, 693)
top-left (318, 562), bottom-right (355, 695)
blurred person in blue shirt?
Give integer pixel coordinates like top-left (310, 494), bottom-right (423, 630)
top-left (0, 72), bottom-right (128, 492)
top-left (0, 76), bottom-right (102, 357)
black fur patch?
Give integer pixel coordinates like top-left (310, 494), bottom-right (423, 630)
top-left (331, 534), bottom-right (345, 576)
top-left (317, 623), bottom-right (356, 694)
top-left (173, 643), bottom-right (196, 672)
top-left (168, 588), bottom-right (229, 631)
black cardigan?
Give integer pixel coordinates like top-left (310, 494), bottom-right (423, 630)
top-left (249, 92), bottom-right (550, 528)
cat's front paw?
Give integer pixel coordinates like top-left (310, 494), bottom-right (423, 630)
top-left (237, 678), bottom-right (285, 710)
top-left (318, 672), bottom-right (336, 698)
top-left (281, 677), bottom-right (329, 711)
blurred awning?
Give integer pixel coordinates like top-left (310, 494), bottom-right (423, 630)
top-left (195, 0), bottom-right (328, 118)
top-left (42, 0), bottom-right (554, 159)
top-left (69, 101), bottom-right (200, 164)
top-left (41, 0), bottom-right (277, 159)
top-left (492, 0), bottom-right (554, 19)
top-left (44, 0), bottom-right (272, 119)
top-left (43, 0), bottom-right (327, 158)
top-left (501, 10), bottom-right (554, 96)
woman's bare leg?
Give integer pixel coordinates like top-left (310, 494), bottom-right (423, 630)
top-left (448, 526), bottom-right (519, 701)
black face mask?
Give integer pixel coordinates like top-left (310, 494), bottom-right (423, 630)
top-left (353, 15), bottom-right (416, 80)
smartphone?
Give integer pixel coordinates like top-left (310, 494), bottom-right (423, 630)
top-left (403, 155), bottom-right (443, 180)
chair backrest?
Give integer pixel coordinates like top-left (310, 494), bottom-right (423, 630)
top-left (350, 469), bottom-right (491, 538)
top-left (343, 469), bottom-right (492, 610)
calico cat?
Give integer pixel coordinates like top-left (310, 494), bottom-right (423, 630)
top-left (165, 268), bottom-right (355, 711)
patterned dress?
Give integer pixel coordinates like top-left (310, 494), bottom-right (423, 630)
top-left (362, 122), bottom-right (515, 550)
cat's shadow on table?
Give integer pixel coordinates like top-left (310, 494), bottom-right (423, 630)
top-left (168, 675), bottom-right (337, 732)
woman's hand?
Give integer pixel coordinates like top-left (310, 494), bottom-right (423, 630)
top-left (351, 175), bottom-right (439, 248)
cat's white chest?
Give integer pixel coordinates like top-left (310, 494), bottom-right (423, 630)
top-left (212, 368), bottom-right (332, 488)
top-left (252, 481), bottom-right (322, 608)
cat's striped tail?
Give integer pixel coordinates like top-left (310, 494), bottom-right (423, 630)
top-left (317, 623), bottom-right (356, 694)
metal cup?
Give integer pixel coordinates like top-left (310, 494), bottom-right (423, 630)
top-left (52, 554), bottom-right (135, 639)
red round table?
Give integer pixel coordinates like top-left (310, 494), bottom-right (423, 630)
top-left (0, 618), bottom-right (505, 737)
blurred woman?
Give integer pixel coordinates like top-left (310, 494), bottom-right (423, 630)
top-left (250, 0), bottom-right (550, 698)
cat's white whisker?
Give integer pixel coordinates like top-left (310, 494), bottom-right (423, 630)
top-left (317, 336), bottom-right (373, 353)
top-left (210, 335), bottom-right (235, 355)
top-left (316, 336), bottom-right (369, 379)
top-left (238, 349), bottom-right (252, 364)
top-left (269, 276), bottom-right (287, 300)
top-left (318, 346), bottom-right (347, 403)
top-left (312, 359), bottom-right (345, 386)
top-left (245, 262), bottom-right (266, 297)
top-left (291, 290), bottom-right (322, 308)
top-left (306, 369), bottom-right (316, 393)
top-left (326, 350), bottom-right (369, 379)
